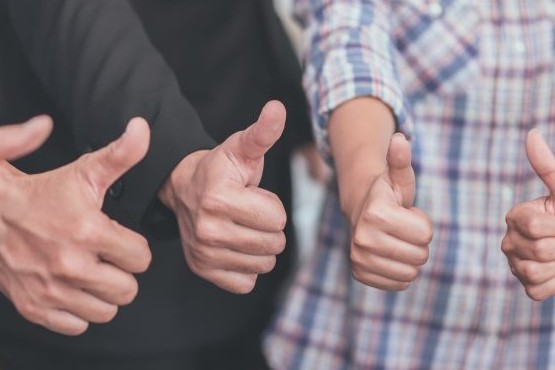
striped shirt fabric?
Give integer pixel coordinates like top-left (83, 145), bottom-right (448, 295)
top-left (264, 0), bottom-right (555, 369)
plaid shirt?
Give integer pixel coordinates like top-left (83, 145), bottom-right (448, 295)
top-left (265, 1), bottom-right (555, 369)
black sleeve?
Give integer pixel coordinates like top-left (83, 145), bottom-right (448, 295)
top-left (7, 0), bottom-right (216, 231)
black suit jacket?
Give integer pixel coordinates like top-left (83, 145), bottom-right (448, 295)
top-left (0, 0), bottom-right (312, 354)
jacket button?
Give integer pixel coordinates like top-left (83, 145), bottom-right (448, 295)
top-left (109, 180), bottom-right (124, 199)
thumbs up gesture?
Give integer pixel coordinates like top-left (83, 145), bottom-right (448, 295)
top-left (502, 129), bottom-right (555, 301)
top-left (159, 101), bottom-right (287, 294)
top-left (349, 133), bottom-right (433, 290)
top-left (0, 117), bottom-right (152, 335)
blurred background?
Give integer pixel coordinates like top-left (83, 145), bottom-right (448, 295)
top-left (274, 0), bottom-right (327, 260)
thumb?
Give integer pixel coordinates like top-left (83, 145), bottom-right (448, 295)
top-left (527, 128), bottom-right (555, 193)
top-left (231, 100), bottom-right (286, 161)
top-left (0, 115), bottom-right (53, 160)
top-left (80, 117), bottom-right (150, 196)
top-left (386, 133), bottom-right (415, 207)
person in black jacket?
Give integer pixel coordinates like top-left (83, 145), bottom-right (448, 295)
top-left (0, 0), bottom-right (314, 369)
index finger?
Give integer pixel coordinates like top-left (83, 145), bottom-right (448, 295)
top-left (506, 203), bottom-right (555, 239)
top-left (0, 116), bottom-right (53, 160)
top-left (203, 186), bottom-right (287, 232)
top-left (504, 230), bottom-right (555, 262)
top-left (358, 204), bottom-right (433, 246)
top-left (94, 217), bottom-right (152, 273)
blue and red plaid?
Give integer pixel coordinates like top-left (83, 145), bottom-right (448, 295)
top-left (265, 1), bottom-right (555, 369)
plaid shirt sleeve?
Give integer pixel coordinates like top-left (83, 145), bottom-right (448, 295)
top-left (295, 0), bottom-right (412, 164)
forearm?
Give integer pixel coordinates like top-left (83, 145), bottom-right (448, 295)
top-left (329, 97), bottom-right (395, 222)
top-left (302, 0), bottom-right (411, 168)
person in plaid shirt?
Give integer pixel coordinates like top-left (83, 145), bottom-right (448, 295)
top-left (265, 0), bottom-right (555, 369)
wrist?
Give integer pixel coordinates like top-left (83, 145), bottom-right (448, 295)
top-left (337, 161), bottom-right (383, 223)
top-left (158, 150), bottom-right (209, 211)
top-left (326, 97), bottom-right (397, 224)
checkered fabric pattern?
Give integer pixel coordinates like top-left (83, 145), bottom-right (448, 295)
top-left (264, 1), bottom-right (555, 369)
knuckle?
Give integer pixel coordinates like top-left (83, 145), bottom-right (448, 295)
top-left (235, 284), bottom-right (255, 295)
top-left (352, 228), bottom-right (368, 248)
top-left (276, 232), bottom-right (286, 254)
top-left (505, 209), bottom-right (517, 227)
top-left (119, 278), bottom-right (139, 305)
top-left (532, 240), bottom-right (555, 262)
top-left (41, 281), bottom-right (62, 303)
top-left (414, 219), bottom-right (434, 246)
top-left (352, 227), bottom-right (381, 251)
top-left (74, 219), bottom-right (98, 243)
top-left (414, 248), bottom-right (429, 266)
top-left (525, 216), bottom-right (543, 238)
top-left (350, 248), bottom-right (364, 268)
top-left (522, 263), bottom-right (543, 284)
top-left (351, 269), bottom-right (364, 284)
top-left (194, 220), bottom-right (219, 245)
top-left (275, 210), bottom-right (287, 231)
top-left (96, 305), bottom-right (118, 323)
top-left (422, 226), bottom-right (434, 245)
top-left (351, 268), bottom-right (371, 286)
top-left (233, 276), bottom-right (257, 294)
top-left (400, 266), bottom-right (419, 282)
top-left (508, 264), bottom-right (518, 277)
top-left (362, 206), bottom-right (389, 228)
top-left (135, 244), bottom-right (152, 273)
top-left (387, 245), bottom-right (402, 262)
top-left (191, 245), bottom-right (216, 266)
top-left (350, 247), bottom-right (373, 272)
top-left (525, 286), bottom-right (547, 302)
top-left (51, 251), bottom-right (82, 280)
top-left (263, 233), bottom-right (286, 255)
top-left (500, 236), bottom-right (511, 254)
top-left (16, 299), bottom-right (40, 323)
top-left (199, 192), bottom-right (228, 214)
top-left (66, 323), bottom-right (89, 336)
top-left (258, 190), bottom-right (287, 229)
top-left (258, 256), bottom-right (277, 274)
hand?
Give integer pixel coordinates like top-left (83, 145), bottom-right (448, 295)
top-left (502, 129), bottom-right (555, 301)
top-left (0, 118), bottom-right (152, 335)
top-left (159, 101), bottom-right (287, 294)
top-left (349, 133), bottom-right (432, 290)
top-left (0, 115), bottom-right (53, 160)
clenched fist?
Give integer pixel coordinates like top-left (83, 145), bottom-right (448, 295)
top-left (503, 129), bottom-right (555, 301)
